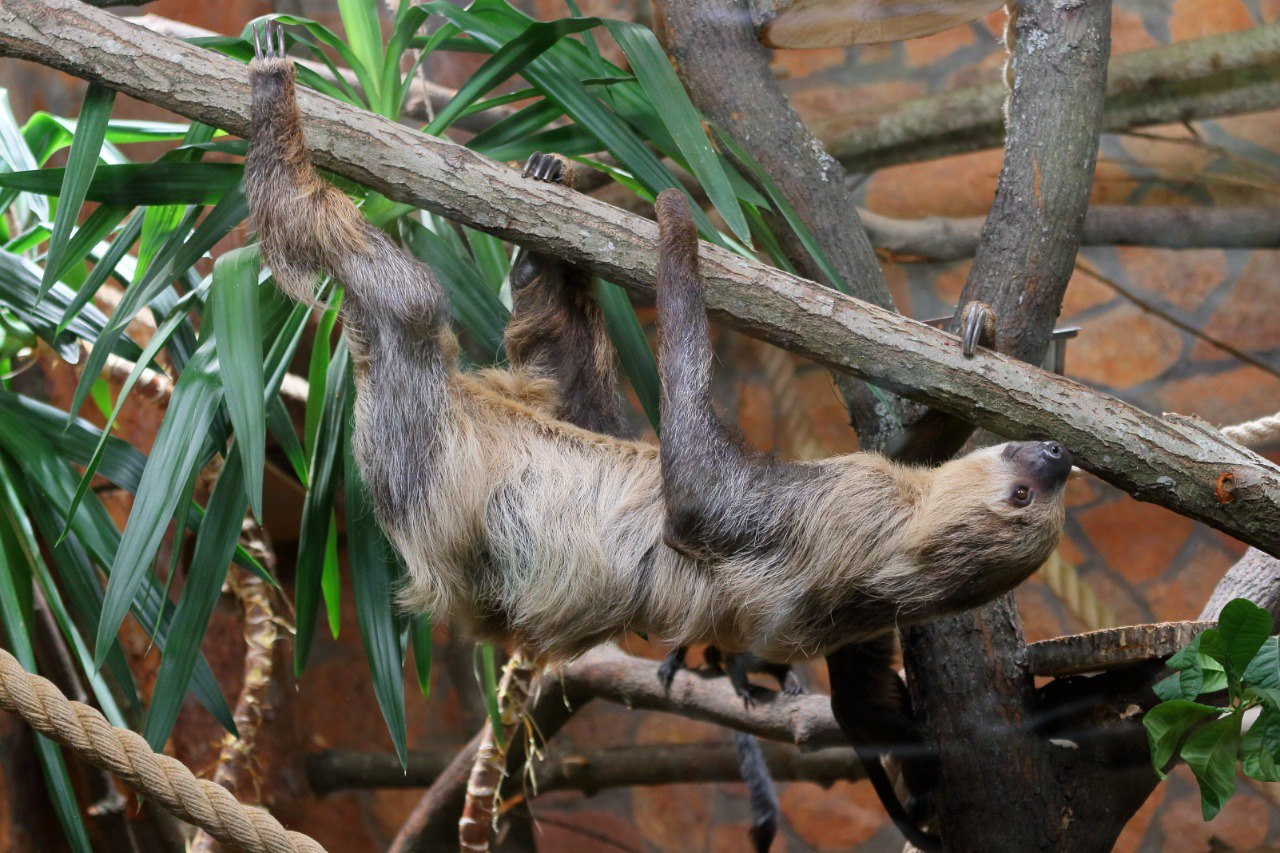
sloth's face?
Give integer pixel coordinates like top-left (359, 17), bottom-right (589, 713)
top-left (912, 441), bottom-right (1071, 605)
top-left (995, 440), bottom-right (1073, 510)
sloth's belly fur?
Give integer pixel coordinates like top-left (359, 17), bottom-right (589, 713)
top-left (380, 379), bottom-right (918, 663)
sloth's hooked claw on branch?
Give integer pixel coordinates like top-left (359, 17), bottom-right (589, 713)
top-left (960, 301), bottom-right (996, 358)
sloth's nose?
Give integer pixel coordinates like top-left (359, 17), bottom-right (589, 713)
top-left (1036, 441), bottom-right (1072, 484)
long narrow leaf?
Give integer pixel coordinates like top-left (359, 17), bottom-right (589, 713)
top-left (602, 20), bottom-right (749, 243)
top-left (0, 511), bottom-right (92, 852)
top-left (344, 378), bottom-right (408, 766)
top-left (39, 83), bottom-right (115, 300)
top-left (426, 17), bottom-right (600, 136)
top-left (0, 460), bottom-right (127, 730)
top-left (94, 340), bottom-right (223, 669)
top-left (0, 405), bottom-right (234, 731)
top-left (295, 341), bottom-right (350, 674)
top-left (0, 163), bottom-right (241, 207)
top-left (68, 184), bottom-right (247, 421)
top-left (597, 279), bottom-right (659, 430)
top-left (144, 449), bottom-right (249, 750)
top-left (410, 613), bottom-right (432, 698)
top-left (213, 246), bottom-right (265, 520)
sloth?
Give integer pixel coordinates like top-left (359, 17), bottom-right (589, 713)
top-left (244, 27), bottom-right (1072, 668)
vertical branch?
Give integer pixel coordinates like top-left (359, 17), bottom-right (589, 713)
top-left (899, 0), bottom-right (1112, 849)
top-left (656, 0), bottom-right (907, 448)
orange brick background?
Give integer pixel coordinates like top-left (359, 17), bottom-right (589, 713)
top-left (2, 0), bottom-right (1279, 850)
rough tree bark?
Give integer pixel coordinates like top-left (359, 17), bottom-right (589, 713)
top-left (895, 1), bottom-right (1137, 850)
top-left (2, 0), bottom-right (1278, 557)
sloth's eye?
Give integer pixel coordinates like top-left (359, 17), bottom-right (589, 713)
top-left (1011, 485), bottom-right (1033, 507)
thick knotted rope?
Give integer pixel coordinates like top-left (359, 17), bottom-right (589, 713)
top-left (0, 647), bottom-right (325, 853)
top-left (1222, 411), bottom-right (1280, 449)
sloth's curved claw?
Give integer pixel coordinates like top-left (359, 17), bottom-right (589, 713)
top-left (252, 22), bottom-right (263, 59)
top-left (272, 23), bottom-right (286, 59)
top-left (656, 647), bottom-right (687, 691)
top-left (960, 301), bottom-right (996, 358)
top-left (521, 152), bottom-right (572, 188)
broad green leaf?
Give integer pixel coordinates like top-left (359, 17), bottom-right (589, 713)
top-left (1244, 637), bottom-right (1280, 691)
top-left (94, 339), bottom-right (224, 669)
top-left (1219, 598), bottom-right (1273, 674)
top-left (1181, 711), bottom-right (1243, 820)
top-left (597, 279), bottom-right (658, 430)
top-left (344, 378), bottom-right (408, 766)
top-left (410, 613), bottom-right (432, 698)
top-left (0, 509), bottom-right (92, 852)
top-left (144, 449), bottom-right (249, 750)
top-left (0, 163), bottom-right (241, 206)
top-left (213, 246), bottom-right (266, 520)
top-left (1143, 699), bottom-right (1222, 779)
top-left (295, 341), bottom-right (350, 674)
top-left (39, 83), bottom-right (115, 301)
top-left (1242, 706), bottom-right (1280, 782)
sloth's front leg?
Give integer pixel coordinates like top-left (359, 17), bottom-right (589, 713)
top-left (652, 191), bottom-right (805, 561)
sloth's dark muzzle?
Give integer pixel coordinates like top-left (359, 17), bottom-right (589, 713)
top-left (1003, 440), bottom-right (1073, 489)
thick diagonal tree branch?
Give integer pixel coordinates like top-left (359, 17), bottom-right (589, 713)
top-left (1, 0), bottom-right (1279, 558)
top-left (819, 20), bottom-right (1280, 171)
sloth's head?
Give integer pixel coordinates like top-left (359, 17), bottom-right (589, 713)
top-left (909, 440), bottom-right (1072, 609)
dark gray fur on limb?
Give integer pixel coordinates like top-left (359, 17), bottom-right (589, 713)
top-left (2, 0), bottom-right (1280, 556)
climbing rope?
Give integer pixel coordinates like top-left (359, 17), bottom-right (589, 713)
top-left (0, 646), bottom-right (325, 853)
top-left (1221, 410), bottom-right (1280, 449)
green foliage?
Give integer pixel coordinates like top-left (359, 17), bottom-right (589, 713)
top-left (0, 4), bottom-right (864, 841)
top-left (1145, 599), bottom-right (1280, 819)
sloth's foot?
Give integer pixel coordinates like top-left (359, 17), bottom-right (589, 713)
top-left (522, 151), bottom-right (577, 190)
